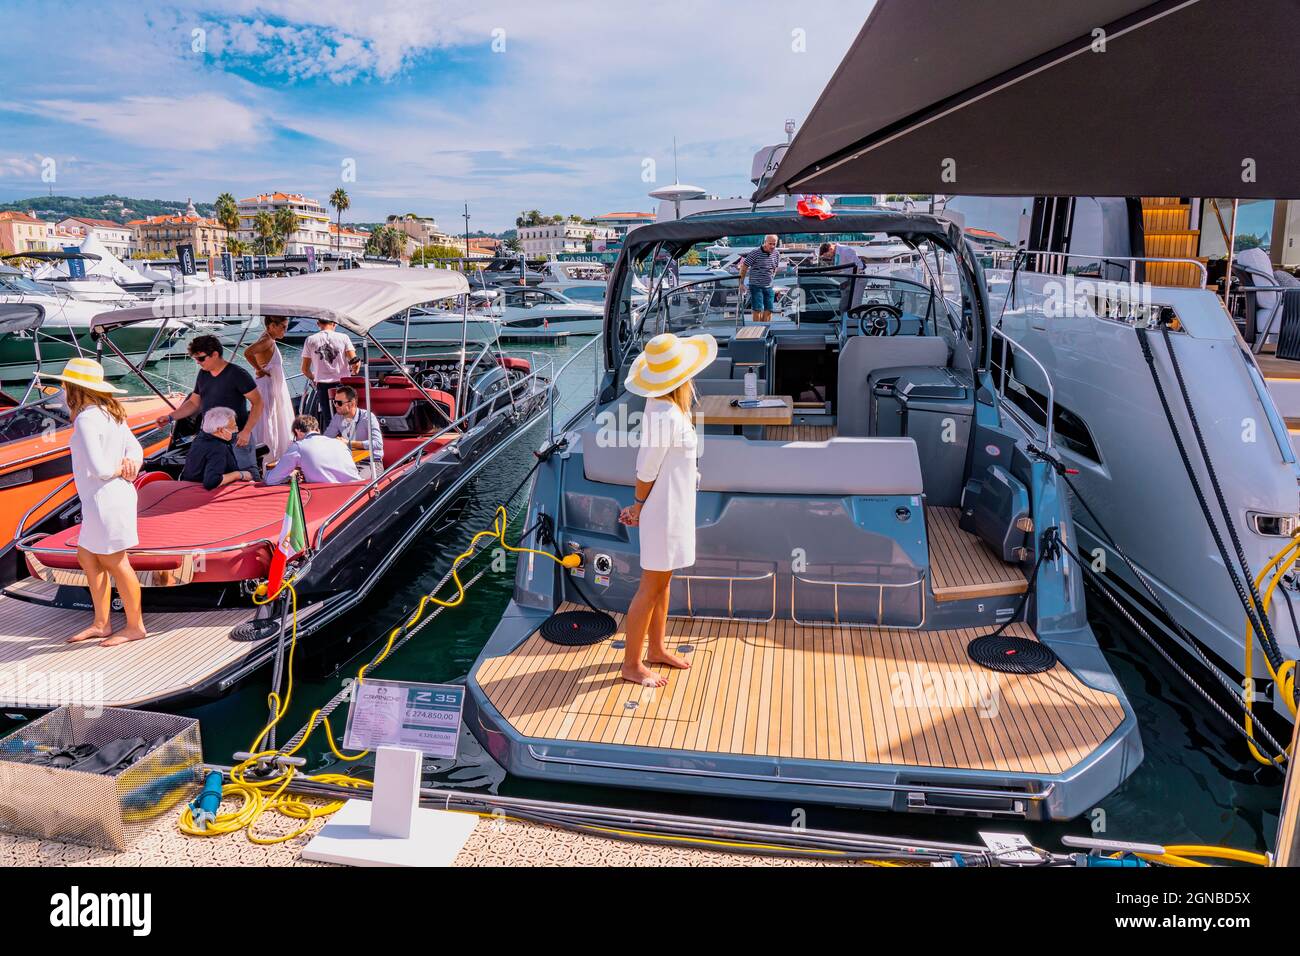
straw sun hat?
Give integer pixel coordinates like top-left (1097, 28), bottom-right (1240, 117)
top-left (625, 332), bottom-right (718, 398)
top-left (42, 357), bottom-right (126, 395)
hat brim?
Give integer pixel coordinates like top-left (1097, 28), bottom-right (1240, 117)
top-left (625, 334), bottom-right (719, 398)
top-left (41, 372), bottom-right (127, 395)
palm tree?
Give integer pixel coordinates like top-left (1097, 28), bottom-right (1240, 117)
top-left (329, 188), bottom-right (350, 254)
top-left (273, 207), bottom-right (298, 252)
top-left (214, 191), bottom-right (240, 233)
top-left (253, 211), bottom-right (278, 255)
top-left (226, 236), bottom-right (246, 256)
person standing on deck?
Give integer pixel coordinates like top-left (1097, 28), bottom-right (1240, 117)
top-left (818, 240), bottom-right (865, 314)
top-left (737, 234), bottom-right (781, 323)
top-left (617, 332), bottom-right (717, 686)
top-left (300, 317), bottom-right (360, 419)
top-left (244, 314), bottom-right (295, 463)
top-left (157, 335), bottom-right (263, 479)
top-left (47, 358), bottom-right (148, 647)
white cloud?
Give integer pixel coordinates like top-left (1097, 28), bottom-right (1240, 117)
top-left (8, 95), bottom-right (261, 151)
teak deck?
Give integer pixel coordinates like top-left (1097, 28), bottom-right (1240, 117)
top-left (476, 603), bottom-right (1124, 774)
top-left (762, 424), bottom-right (838, 441)
top-left (0, 579), bottom-right (266, 708)
top-left (926, 506), bottom-right (1028, 603)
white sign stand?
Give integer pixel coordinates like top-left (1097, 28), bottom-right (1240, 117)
top-left (302, 747), bottom-right (475, 867)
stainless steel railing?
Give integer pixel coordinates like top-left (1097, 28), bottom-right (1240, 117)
top-left (1018, 249), bottom-right (1208, 288)
top-left (992, 326), bottom-right (1056, 450)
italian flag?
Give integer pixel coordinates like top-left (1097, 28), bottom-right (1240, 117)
top-left (267, 474), bottom-right (306, 598)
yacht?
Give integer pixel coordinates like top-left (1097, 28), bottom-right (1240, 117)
top-left (2, 270), bottom-right (553, 712)
top-left (465, 211), bottom-right (1142, 820)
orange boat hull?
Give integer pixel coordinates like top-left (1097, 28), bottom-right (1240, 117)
top-left (1, 395), bottom-right (177, 553)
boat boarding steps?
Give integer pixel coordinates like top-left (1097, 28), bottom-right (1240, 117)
top-left (0, 578), bottom-right (315, 710)
top-left (475, 603), bottom-right (1125, 777)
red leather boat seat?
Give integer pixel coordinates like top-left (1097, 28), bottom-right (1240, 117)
top-left (25, 479), bottom-right (367, 583)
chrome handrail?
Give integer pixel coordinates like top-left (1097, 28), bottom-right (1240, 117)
top-left (1019, 249), bottom-right (1208, 288)
top-left (14, 476), bottom-right (75, 542)
top-left (791, 571), bottom-right (926, 629)
top-left (313, 359), bottom-right (555, 550)
top-left (992, 326), bottom-right (1056, 450)
top-left (16, 531), bottom-right (272, 561)
top-left (548, 332), bottom-right (604, 442)
top-left (670, 569), bottom-right (777, 623)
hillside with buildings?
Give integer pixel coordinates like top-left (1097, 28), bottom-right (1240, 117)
top-left (0, 194), bottom-right (216, 225)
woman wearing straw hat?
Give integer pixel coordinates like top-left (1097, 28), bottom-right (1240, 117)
top-left (618, 331), bottom-right (716, 686)
top-left (45, 358), bottom-right (148, 646)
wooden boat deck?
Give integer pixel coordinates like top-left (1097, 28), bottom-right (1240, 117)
top-left (1256, 348), bottom-right (1300, 380)
top-left (476, 603), bottom-right (1124, 774)
top-left (762, 424), bottom-right (838, 441)
top-left (0, 579), bottom-right (264, 708)
top-left (926, 506), bottom-right (1028, 603)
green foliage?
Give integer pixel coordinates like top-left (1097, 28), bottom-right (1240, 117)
top-left (214, 192), bottom-right (240, 234)
top-left (365, 225), bottom-right (404, 259)
top-left (0, 194), bottom-right (216, 223)
top-left (410, 243), bottom-right (466, 265)
top-left (253, 211), bottom-right (281, 255)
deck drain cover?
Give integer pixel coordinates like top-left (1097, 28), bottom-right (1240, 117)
top-left (540, 609), bottom-right (616, 646)
top-left (966, 635), bottom-right (1057, 674)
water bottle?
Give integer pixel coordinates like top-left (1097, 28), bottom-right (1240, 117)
top-left (744, 368), bottom-right (757, 400)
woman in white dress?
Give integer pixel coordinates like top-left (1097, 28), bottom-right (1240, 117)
top-left (47, 358), bottom-right (148, 646)
top-left (617, 332), bottom-right (717, 686)
top-left (244, 315), bottom-right (294, 464)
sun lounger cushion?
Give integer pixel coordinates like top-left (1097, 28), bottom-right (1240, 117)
top-left (581, 428), bottom-right (923, 496)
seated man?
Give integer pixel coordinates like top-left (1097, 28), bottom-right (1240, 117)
top-left (264, 414), bottom-right (361, 485)
top-left (323, 385), bottom-right (383, 473)
top-left (179, 407), bottom-right (254, 491)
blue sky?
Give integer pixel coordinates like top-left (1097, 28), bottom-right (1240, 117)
top-left (0, 1), bottom-right (871, 231)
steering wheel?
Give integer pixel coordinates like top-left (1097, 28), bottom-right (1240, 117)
top-left (849, 303), bottom-right (903, 337)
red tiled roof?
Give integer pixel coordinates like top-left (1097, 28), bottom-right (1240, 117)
top-left (238, 192), bottom-right (312, 204)
top-left (128, 214), bottom-right (225, 228)
top-left (67, 217), bottom-right (127, 229)
top-left (0, 211), bottom-right (44, 224)
top-left (965, 227), bottom-right (1009, 242)
top-left (594, 211), bottom-right (655, 220)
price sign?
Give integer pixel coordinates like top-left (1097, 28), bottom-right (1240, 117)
top-left (343, 679), bottom-right (464, 758)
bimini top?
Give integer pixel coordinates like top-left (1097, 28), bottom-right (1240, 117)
top-left (91, 269), bottom-right (470, 337)
top-left (0, 303), bottom-right (45, 335)
top-left (619, 210), bottom-right (957, 260)
top-left (755, 0), bottom-right (1300, 201)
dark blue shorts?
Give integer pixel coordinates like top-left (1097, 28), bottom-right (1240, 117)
top-left (749, 285), bottom-right (775, 312)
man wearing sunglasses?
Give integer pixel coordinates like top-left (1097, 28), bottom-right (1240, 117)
top-left (157, 335), bottom-right (263, 478)
top-left (323, 385), bottom-right (383, 474)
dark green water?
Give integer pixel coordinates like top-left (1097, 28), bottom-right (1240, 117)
top-left (64, 333), bottom-right (1300, 854)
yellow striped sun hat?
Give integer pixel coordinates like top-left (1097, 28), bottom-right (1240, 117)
top-left (625, 332), bottom-right (718, 398)
top-left (42, 357), bottom-right (127, 395)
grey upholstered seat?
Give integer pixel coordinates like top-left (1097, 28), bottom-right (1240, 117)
top-left (837, 335), bottom-right (950, 436)
top-left (581, 427), bottom-right (923, 496)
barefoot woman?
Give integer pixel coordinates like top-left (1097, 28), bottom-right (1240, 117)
top-left (618, 332), bottom-right (716, 686)
top-left (49, 358), bottom-right (148, 647)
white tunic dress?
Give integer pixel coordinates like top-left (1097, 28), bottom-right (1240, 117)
top-left (252, 343), bottom-right (294, 462)
top-left (69, 405), bottom-right (143, 555)
top-left (635, 397), bottom-right (700, 572)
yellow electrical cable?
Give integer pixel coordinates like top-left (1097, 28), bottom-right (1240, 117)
top-left (1242, 534), bottom-right (1300, 765)
top-left (181, 504), bottom-right (577, 843)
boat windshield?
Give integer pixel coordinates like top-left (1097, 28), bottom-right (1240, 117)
top-left (0, 391), bottom-right (69, 443)
top-left (0, 273), bottom-right (62, 297)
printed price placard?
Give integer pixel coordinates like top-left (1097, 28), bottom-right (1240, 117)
top-left (343, 679), bottom-right (464, 758)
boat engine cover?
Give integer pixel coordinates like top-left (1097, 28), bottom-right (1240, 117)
top-left (958, 465), bottom-right (1030, 564)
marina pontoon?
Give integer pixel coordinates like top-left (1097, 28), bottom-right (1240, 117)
top-left (466, 211), bottom-right (1142, 821)
top-left (0, 270), bottom-right (551, 712)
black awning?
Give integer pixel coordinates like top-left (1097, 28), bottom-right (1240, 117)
top-left (755, 0), bottom-right (1300, 201)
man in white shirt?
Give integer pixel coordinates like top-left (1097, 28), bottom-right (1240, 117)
top-left (300, 317), bottom-right (359, 418)
top-left (323, 384), bottom-right (383, 474)
top-left (264, 415), bottom-right (361, 484)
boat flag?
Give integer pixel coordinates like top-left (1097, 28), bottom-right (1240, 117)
top-left (796, 195), bottom-right (835, 220)
top-left (267, 473), bottom-right (306, 598)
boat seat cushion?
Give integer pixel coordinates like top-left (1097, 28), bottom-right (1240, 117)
top-left (582, 429), bottom-right (923, 496)
top-left (837, 336), bottom-right (950, 437)
top-left (26, 479), bottom-right (370, 581)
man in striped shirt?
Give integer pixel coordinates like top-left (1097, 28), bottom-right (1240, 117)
top-left (738, 234), bottom-right (781, 322)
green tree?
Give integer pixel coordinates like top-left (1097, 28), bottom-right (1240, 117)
top-left (502, 235), bottom-right (522, 253)
top-left (410, 243), bottom-right (466, 266)
top-left (365, 225), bottom-right (404, 259)
top-left (214, 192), bottom-right (240, 233)
top-left (329, 188), bottom-right (351, 255)
top-left (226, 236), bottom-right (247, 256)
top-left (273, 207), bottom-right (298, 251)
top-left (253, 211), bottom-right (280, 255)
